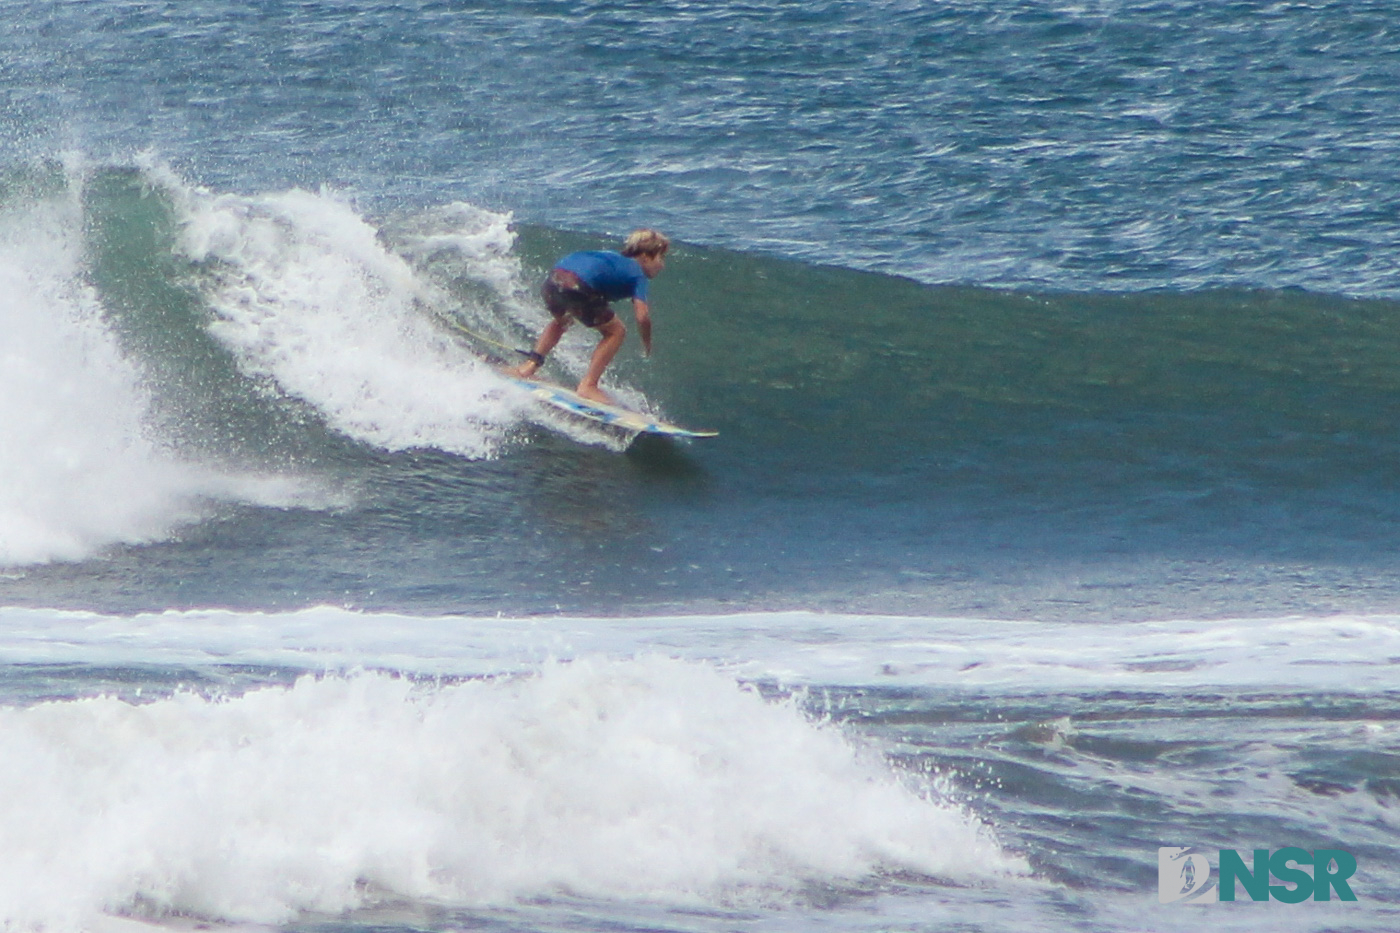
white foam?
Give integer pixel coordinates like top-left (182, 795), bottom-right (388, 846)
top-left (0, 658), bottom-right (1019, 929)
top-left (0, 173), bottom-right (339, 568)
top-left (0, 188), bottom-right (192, 564)
top-left (2, 605), bottom-right (1393, 929)
top-left (165, 175), bottom-right (523, 457)
top-left (2, 606), bottom-right (1394, 693)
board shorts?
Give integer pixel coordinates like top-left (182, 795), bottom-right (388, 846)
top-left (541, 268), bottom-right (616, 328)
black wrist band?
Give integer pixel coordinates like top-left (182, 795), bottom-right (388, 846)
top-left (521, 350), bottom-right (545, 366)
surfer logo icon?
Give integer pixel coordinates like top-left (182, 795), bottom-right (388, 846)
top-left (1159, 847), bottom-right (1218, 903)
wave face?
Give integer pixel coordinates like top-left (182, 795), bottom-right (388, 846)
top-left (4, 161), bottom-right (1400, 618)
top-left (0, 163), bottom-right (514, 568)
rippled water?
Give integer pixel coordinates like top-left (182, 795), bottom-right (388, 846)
top-left (7, 0), bottom-right (1400, 292)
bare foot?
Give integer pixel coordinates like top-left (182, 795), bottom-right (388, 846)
top-left (574, 383), bottom-right (615, 405)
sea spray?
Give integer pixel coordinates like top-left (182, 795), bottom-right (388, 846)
top-left (167, 175), bottom-right (522, 457)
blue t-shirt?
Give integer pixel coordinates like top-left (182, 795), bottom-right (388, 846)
top-left (555, 251), bottom-right (650, 303)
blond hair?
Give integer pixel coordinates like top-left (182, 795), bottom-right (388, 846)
top-left (621, 228), bottom-right (670, 258)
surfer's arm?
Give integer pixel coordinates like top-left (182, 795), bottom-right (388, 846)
top-left (632, 299), bottom-right (652, 357)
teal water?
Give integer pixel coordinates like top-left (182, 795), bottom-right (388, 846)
top-left (4, 1), bottom-right (1400, 930)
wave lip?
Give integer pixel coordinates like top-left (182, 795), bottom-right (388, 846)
top-left (0, 179), bottom-right (218, 566)
top-left (0, 163), bottom-right (364, 569)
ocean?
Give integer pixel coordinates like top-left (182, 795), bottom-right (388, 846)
top-left (2, 1), bottom-right (1399, 930)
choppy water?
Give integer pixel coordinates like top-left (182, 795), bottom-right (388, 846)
top-left (11, 0), bottom-right (1400, 294)
top-left (3, 1), bottom-right (1400, 930)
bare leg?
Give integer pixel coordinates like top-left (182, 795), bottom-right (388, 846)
top-left (510, 316), bottom-right (570, 378)
top-left (575, 317), bottom-right (626, 403)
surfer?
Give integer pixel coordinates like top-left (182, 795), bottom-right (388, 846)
top-left (510, 229), bottom-right (670, 404)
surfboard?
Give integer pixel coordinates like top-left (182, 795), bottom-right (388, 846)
top-left (501, 373), bottom-right (718, 438)
top-left (433, 312), bottom-right (716, 438)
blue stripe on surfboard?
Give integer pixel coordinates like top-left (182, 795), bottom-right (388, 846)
top-left (501, 375), bottom-right (717, 438)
